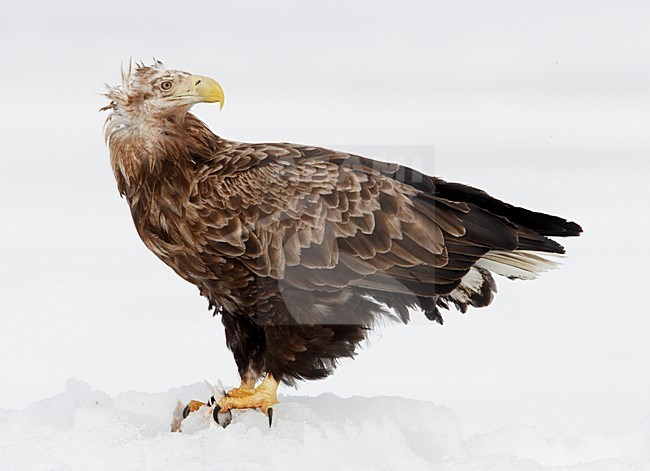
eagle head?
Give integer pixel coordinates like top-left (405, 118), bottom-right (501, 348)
top-left (103, 61), bottom-right (224, 139)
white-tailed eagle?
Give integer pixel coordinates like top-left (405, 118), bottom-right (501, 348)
top-left (103, 62), bottom-right (582, 428)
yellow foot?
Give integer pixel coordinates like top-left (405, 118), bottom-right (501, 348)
top-left (171, 399), bottom-right (211, 432)
top-left (226, 386), bottom-right (256, 397)
top-left (182, 399), bottom-right (206, 419)
top-left (226, 378), bottom-right (256, 398)
top-left (218, 374), bottom-right (279, 426)
top-left (178, 396), bottom-right (233, 429)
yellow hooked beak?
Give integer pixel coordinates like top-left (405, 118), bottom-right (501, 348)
top-left (186, 75), bottom-right (225, 110)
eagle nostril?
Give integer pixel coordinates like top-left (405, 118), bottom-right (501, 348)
top-left (195, 79), bottom-right (202, 86)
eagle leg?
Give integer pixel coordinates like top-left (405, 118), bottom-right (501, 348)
top-left (217, 373), bottom-right (279, 426)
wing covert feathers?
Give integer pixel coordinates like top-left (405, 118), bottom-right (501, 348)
top-left (190, 143), bottom-right (580, 322)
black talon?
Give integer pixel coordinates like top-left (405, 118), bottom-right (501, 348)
top-left (182, 405), bottom-right (191, 419)
top-left (213, 406), bottom-right (232, 428)
top-left (268, 407), bottom-right (273, 428)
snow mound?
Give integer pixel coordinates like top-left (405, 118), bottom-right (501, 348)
top-left (0, 379), bottom-right (647, 471)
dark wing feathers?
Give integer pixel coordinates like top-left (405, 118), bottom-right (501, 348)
top-left (336, 153), bottom-right (582, 238)
top-left (190, 141), bottom-right (581, 316)
top-left (433, 180), bottom-right (583, 238)
top-left (197, 144), bottom-right (517, 302)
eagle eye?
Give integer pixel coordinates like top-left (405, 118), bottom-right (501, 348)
top-left (160, 80), bottom-right (173, 91)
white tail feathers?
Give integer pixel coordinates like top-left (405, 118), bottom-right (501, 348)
top-left (475, 250), bottom-right (562, 280)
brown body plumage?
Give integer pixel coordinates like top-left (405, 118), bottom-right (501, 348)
top-left (104, 63), bottom-right (582, 389)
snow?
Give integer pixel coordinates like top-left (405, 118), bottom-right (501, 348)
top-left (1, 379), bottom-right (647, 471)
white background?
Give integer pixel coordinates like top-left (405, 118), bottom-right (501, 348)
top-left (0, 0), bottom-right (648, 438)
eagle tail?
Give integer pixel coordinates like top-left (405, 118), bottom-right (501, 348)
top-left (475, 250), bottom-right (563, 280)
